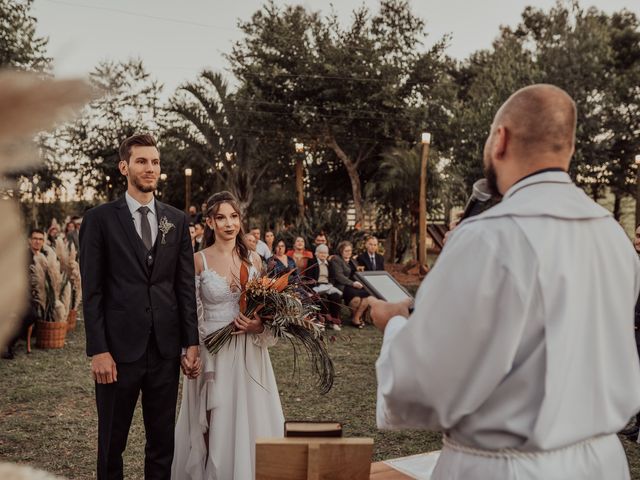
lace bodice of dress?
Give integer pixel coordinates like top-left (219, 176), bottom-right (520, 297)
top-left (196, 254), bottom-right (259, 338)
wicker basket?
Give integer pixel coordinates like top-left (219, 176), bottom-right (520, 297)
top-left (36, 320), bottom-right (68, 349)
top-left (66, 309), bottom-right (78, 332)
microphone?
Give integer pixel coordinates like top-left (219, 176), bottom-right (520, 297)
top-left (460, 179), bottom-right (493, 220)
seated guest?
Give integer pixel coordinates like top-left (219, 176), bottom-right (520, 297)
top-left (195, 202), bottom-right (207, 225)
top-left (188, 204), bottom-right (198, 224)
top-left (47, 225), bottom-right (59, 247)
top-left (265, 230), bottom-right (275, 253)
top-left (188, 223), bottom-right (197, 253)
top-left (314, 232), bottom-right (328, 249)
top-left (306, 245), bottom-right (342, 330)
top-left (244, 233), bottom-right (257, 252)
top-left (330, 241), bottom-right (370, 328)
top-left (193, 222), bottom-right (205, 252)
top-left (66, 216), bottom-right (80, 251)
top-left (244, 233), bottom-right (265, 273)
top-left (267, 239), bottom-right (300, 283)
top-left (287, 236), bottom-right (313, 272)
top-left (2, 229), bottom-right (45, 359)
top-left (357, 235), bottom-right (384, 271)
top-left (249, 226), bottom-right (272, 260)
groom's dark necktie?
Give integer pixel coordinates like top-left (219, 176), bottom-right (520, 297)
top-left (138, 206), bottom-right (152, 251)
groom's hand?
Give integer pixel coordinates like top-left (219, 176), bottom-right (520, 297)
top-left (91, 352), bottom-right (117, 384)
top-left (181, 346), bottom-right (200, 378)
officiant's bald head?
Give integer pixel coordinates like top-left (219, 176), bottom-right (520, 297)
top-left (483, 84), bottom-right (576, 195)
top-left (496, 84), bottom-right (576, 158)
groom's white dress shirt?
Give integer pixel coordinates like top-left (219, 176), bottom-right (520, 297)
top-left (376, 171), bottom-right (640, 479)
top-left (125, 192), bottom-right (158, 246)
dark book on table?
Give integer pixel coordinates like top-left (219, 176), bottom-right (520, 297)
top-left (284, 421), bottom-right (343, 438)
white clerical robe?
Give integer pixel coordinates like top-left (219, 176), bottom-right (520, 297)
top-left (376, 171), bottom-right (640, 479)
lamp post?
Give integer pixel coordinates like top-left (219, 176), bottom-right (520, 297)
top-left (636, 155), bottom-right (640, 227)
top-left (31, 177), bottom-right (39, 228)
top-left (159, 173), bottom-right (167, 198)
top-left (184, 168), bottom-right (192, 213)
top-left (418, 132), bottom-right (431, 266)
top-left (294, 141), bottom-right (305, 219)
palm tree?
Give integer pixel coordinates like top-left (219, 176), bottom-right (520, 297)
top-left (164, 70), bottom-right (269, 213)
top-left (366, 145), bottom-right (443, 262)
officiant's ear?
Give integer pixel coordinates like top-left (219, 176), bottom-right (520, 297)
top-left (118, 160), bottom-right (129, 176)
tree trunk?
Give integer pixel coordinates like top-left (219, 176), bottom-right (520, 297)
top-left (613, 193), bottom-right (621, 221)
top-left (295, 156), bottom-right (305, 219)
top-left (386, 209), bottom-right (398, 264)
top-left (325, 135), bottom-right (364, 227)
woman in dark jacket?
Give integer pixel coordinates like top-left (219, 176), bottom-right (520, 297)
top-left (329, 241), bottom-right (370, 328)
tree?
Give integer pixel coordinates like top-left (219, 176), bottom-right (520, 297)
top-left (164, 70), bottom-right (271, 213)
top-left (0, 0), bottom-right (50, 72)
top-left (449, 33), bottom-right (538, 196)
top-left (599, 11), bottom-right (640, 219)
top-left (64, 59), bottom-right (163, 201)
top-left (448, 0), bottom-right (640, 211)
top-left (366, 144), bottom-right (443, 261)
top-left (228, 0), bottom-right (455, 225)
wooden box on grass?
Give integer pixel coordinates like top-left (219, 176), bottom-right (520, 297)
top-left (256, 437), bottom-right (374, 480)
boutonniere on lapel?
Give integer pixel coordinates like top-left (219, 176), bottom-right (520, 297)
top-left (158, 216), bottom-right (175, 244)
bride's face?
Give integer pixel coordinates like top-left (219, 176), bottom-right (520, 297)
top-left (207, 202), bottom-right (241, 242)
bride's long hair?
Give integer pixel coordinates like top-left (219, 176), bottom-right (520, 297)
top-left (202, 191), bottom-right (251, 265)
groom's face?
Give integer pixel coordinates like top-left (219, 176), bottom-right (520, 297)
top-left (120, 145), bottom-right (160, 193)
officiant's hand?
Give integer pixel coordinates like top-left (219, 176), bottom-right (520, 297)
top-left (91, 352), bottom-right (117, 384)
top-left (233, 311), bottom-right (265, 334)
top-left (370, 297), bottom-right (413, 333)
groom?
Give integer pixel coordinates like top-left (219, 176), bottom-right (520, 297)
top-left (80, 133), bottom-right (200, 480)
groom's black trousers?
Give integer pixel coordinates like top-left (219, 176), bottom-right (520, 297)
top-left (95, 333), bottom-right (180, 480)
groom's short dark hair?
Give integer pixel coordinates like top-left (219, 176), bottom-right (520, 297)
top-left (119, 134), bottom-right (157, 163)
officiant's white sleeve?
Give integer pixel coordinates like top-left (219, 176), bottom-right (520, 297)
top-left (376, 222), bottom-right (531, 430)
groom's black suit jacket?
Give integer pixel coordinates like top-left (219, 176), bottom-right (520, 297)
top-left (80, 196), bottom-right (199, 363)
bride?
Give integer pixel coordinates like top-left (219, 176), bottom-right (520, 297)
top-left (171, 191), bottom-right (284, 480)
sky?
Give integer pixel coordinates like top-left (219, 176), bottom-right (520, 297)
top-left (32, 0), bottom-right (639, 98)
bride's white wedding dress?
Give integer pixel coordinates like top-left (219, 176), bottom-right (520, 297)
top-left (171, 252), bottom-right (284, 480)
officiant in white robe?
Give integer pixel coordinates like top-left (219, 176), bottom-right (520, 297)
top-left (372, 84), bottom-right (640, 480)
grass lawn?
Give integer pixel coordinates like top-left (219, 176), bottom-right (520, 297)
top-left (1, 319), bottom-right (640, 479)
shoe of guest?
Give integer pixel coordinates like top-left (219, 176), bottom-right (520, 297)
top-left (331, 324), bottom-right (342, 331)
top-left (1, 349), bottom-right (15, 360)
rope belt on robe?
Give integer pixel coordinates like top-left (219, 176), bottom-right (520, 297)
top-left (442, 433), bottom-right (609, 460)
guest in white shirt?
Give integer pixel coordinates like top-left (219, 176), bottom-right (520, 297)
top-left (249, 227), bottom-right (272, 260)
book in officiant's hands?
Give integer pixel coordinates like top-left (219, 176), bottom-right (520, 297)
top-left (284, 421), bottom-right (343, 438)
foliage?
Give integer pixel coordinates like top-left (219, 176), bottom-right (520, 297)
top-left (31, 246), bottom-right (70, 323)
top-left (449, 1), bottom-right (640, 213)
top-left (63, 59), bottom-right (163, 201)
top-left (163, 70), bottom-right (271, 213)
top-left (228, 0), bottom-right (456, 225)
top-left (0, 0), bottom-right (50, 72)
